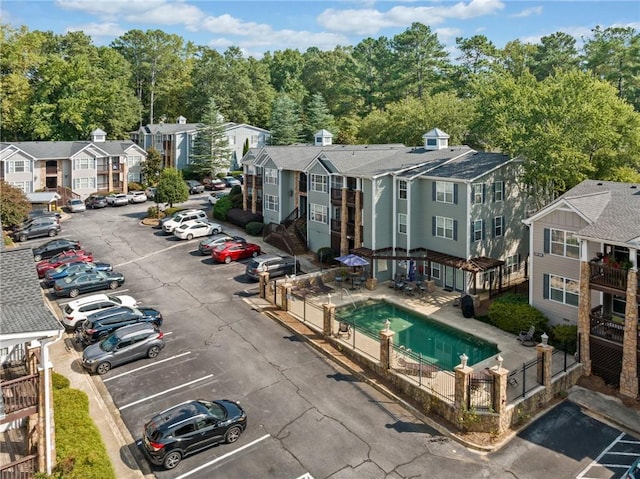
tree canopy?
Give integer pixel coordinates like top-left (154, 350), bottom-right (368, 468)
top-left (0, 181), bottom-right (31, 228)
top-left (156, 168), bottom-right (188, 207)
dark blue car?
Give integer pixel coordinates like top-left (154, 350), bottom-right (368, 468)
top-left (52, 271), bottom-right (125, 298)
top-left (44, 261), bottom-right (112, 287)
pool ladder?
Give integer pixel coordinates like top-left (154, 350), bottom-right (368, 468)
top-left (341, 288), bottom-right (357, 309)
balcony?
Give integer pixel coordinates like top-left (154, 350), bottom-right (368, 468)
top-left (1, 374), bottom-right (38, 424)
top-left (298, 180), bottom-right (307, 193)
top-left (45, 165), bottom-right (57, 175)
top-left (330, 188), bottom-right (361, 206)
top-left (590, 305), bottom-right (640, 347)
top-left (589, 261), bottom-right (633, 293)
top-left (97, 161), bottom-right (109, 173)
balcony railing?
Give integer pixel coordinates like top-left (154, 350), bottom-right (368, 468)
top-left (589, 261), bottom-right (629, 292)
top-left (590, 305), bottom-right (640, 347)
top-left (45, 165), bottom-right (57, 175)
top-left (330, 188), bottom-right (361, 205)
top-left (1, 374), bottom-right (38, 423)
top-left (0, 455), bottom-right (36, 479)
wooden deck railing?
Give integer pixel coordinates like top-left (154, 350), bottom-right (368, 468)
top-left (590, 305), bottom-right (640, 347)
top-left (1, 374), bottom-right (38, 418)
top-left (0, 454), bottom-right (36, 479)
top-left (589, 261), bottom-right (629, 292)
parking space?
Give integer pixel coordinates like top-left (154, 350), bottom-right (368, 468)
top-left (38, 203), bottom-right (640, 478)
top-left (577, 432), bottom-right (640, 479)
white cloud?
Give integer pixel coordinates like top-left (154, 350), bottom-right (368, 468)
top-left (435, 27), bottom-right (463, 42)
top-left (318, 0), bottom-right (505, 34)
top-left (65, 22), bottom-right (127, 39)
top-left (510, 6), bottom-right (543, 18)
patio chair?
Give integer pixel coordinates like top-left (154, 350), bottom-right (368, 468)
top-left (315, 276), bottom-right (334, 293)
top-left (517, 325), bottom-right (535, 343)
top-left (335, 321), bottom-right (352, 339)
top-left (403, 282), bottom-right (415, 296)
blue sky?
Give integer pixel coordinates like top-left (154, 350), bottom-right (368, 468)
top-left (2, 1), bottom-right (639, 58)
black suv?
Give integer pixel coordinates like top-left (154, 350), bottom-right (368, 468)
top-left (76, 306), bottom-right (163, 345)
top-left (142, 399), bottom-right (247, 469)
top-left (32, 238), bottom-right (81, 262)
top-left (185, 180), bottom-right (204, 194)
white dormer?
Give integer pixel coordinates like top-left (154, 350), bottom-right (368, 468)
top-left (91, 128), bottom-right (107, 142)
top-left (422, 128), bottom-right (449, 150)
top-left (177, 116), bottom-right (187, 124)
top-left (314, 129), bottom-right (333, 146)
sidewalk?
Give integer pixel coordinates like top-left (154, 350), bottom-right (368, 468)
top-left (48, 315), bottom-right (150, 478)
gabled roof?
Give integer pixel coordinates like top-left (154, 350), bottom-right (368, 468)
top-left (525, 180), bottom-right (640, 246)
top-left (1, 140), bottom-right (139, 160)
top-left (0, 247), bottom-right (62, 337)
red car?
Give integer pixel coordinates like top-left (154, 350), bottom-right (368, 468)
top-left (36, 250), bottom-right (94, 278)
top-left (211, 241), bottom-right (261, 264)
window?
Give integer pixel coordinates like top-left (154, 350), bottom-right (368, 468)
top-left (426, 138), bottom-right (437, 146)
top-left (331, 176), bottom-right (343, 190)
top-left (228, 135), bottom-right (236, 145)
top-left (472, 183), bottom-right (484, 204)
top-left (9, 181), bottom-right (32, 193)
top-left (435, 181), bottom-right (454, 203)
top-left (73, 177), bottom-right (96, 189)
top-left (310, 174), bottom-right (328, 193)
top-left (494, 216), bottom-right (504, 237)
top-left (127, 155), bottom-right (142, 167)
top-left (309, 203), bottom-right (328, 223)
top-left (73, 158), bottom-right (95, 170)
top-left (7, 160), bottom-right (28, 173)
top-left (265, 194), bottom-right (279, 212)
top-left (506, 254), bottom-right (519, 275)
top-left (472, 219), bottom-right (483, 241)
top-left (493, 181), bottom-right (504, 202)
top-left (435, 216), bottom-right (454, 239)
top-left (550, 229), bottom-right (579, 259)
top-left (398, 213), bottom-right (407, 234)
top-left (127, 172), bottom-right (141, 183)
top-left (264, 168), bottom-right (277, 185)
top-left (548, 274), bottom-right (579, 306)
top-left (431, 263), bottom-right (441, 280)
top-left (399, 180), bottom-right (407, 199)
top-left (251, 135), bottom-right (259, 146)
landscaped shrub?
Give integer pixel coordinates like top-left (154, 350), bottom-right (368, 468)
top-left (51, 385), bottom-right (115, 479)
top-left (551, 324), bottom-right (578, 353)
top-left (226, 208), bottom-right (263, 227)
top-left (163, 206), bottom-right (186, 217)
top-left (146, 205), bottom-right (164, 218)
top-left (127, 182), bottom-right (143, 191)
top-left (488, 295), bottom-right (548, 337)
top-left (316, 247), bottom-right (336, 264)
top-left (52, 371), bottom-right (70, 390)
top-left (212, 196), bottom-right (233, 221)
top-left (245, 221), bottom-right (265, 236)
top-left (228, 185), bottom-right (243, 209)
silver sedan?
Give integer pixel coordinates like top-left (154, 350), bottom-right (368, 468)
top-left (173, 220), bottom-right (223, 240)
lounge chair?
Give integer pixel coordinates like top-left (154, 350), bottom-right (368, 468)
top-left (315, 276), bottom-right (334, 294)
top-left (517, 325), bottom-right (535, 343)
top-left (335, 321), bottom-right (351, 339)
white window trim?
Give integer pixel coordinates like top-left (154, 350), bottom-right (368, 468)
top-left (436, 216), bottom-right (454, 239)
top-left (494, 216), bottom-right (503, 237)
top-left (264, 168), bottom-right (278, 185)
top-left (399, 180), bottom-right (407, 199)
top-left (549, 274), bottom-right (579, 307)
top-left (398, 213), bottom-right (407, 234)
top-left (265, 194), bottom-right (279, 212)
top-left (472, 183), bottom-right (484, 204)
top-left (436, 181), bottom-right (454, 204)
top-left (309, 203), bottom-right (328, 224)
top-left (310, 174), bottom-right (328, 193)
top-left (494, 181), bottom-right (504, 202)
top-left (473, 219), bottom-right (483, 241)
top-left (550, 228), bottom-right (579, 259)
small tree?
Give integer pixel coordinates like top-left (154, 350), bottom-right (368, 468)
top-left (189, 99), bottom-right (232, 178)
top-left (156, 168), bottom-right (188, 208)
top-left (141, 147), bottom-right (162, 186)
top-left (0, 181), bottom-right (31, 228)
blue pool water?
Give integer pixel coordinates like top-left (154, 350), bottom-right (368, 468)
top-left (335, 300), bottom-right (499, 370)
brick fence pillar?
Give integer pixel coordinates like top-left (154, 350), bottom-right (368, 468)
top-left (323, 302), bottom-right (335, 338)
top-left (379, 327), bottom-right (395, 369)
top-left (620, 268), bottom-right (639, 398)
top-left (537, 341), bottom-right (554, 402)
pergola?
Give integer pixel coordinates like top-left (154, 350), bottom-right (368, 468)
top-left (353, 246), bottom-right (506, 295)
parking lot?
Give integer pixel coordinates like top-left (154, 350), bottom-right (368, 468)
top-left (38, 196), bottom-right (640, 479)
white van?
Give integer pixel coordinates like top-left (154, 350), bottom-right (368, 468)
top-left (162, 209), bottom-right (208, 234)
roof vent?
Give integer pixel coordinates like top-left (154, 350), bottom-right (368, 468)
top-left (631, 185), bottom-right (637, 189)
top-left (597, 182), bottom-right (603, 186)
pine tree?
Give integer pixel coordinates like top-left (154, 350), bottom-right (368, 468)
top-left (269, 93), bottom-right (303, 145)
top-left (304, 93), bottom-right (337, 141)
top-left (189, 99), bottom-right (231, 177)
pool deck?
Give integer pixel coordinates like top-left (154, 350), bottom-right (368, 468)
top-left (322, 281), bottom-right (539, 373)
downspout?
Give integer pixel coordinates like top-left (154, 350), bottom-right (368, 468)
top-left (392, 175), bottom-right (397, 277)
top-left (41, 329), bottom-right (64, 475)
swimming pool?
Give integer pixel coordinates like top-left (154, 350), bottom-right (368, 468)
top-left (335, 300), bottom-right (499, 370)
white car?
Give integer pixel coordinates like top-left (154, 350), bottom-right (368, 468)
top-left (106, 193), bottom-right (129, 206)
top-left (208, 192), bottom-right (227, 205)
top-left (174, 220), bottom-right (223, 240)
top-left (145, 187), bottom-right (157, 199)
top-left (61, 293), bottom-right (138, 331)
top-left (67, 198), bottom-right (86, 213)
top-left (128, 191), bottom-right (148, 203)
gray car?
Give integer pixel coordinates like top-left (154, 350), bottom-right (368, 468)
top-left (81, 322), bottom-right (165, 375)
top-left (12, 217), bottom-right (61, 242)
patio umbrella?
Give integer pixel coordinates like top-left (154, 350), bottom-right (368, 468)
top-left (335, 254), bottom-right (369, 267)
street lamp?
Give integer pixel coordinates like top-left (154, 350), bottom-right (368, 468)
top-left (459, 353), bottom-right (468, 368)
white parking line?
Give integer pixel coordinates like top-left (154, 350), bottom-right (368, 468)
top-left (173, 434), bottom-right (271, 479)
top-left (119, 374), bottom-right (213, 410)
top-left (576, 432), bottom-right (625, 478)
top-left (103, 351), bottom-right (190, 382)
top-left (114, 242), bottom-right (192, 268)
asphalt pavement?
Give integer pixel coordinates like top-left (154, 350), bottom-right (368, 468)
top-left (43, 208), bottom-right (640, 478)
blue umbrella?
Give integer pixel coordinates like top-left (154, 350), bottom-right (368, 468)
top-left (335, 254), bottom-right (369, 267)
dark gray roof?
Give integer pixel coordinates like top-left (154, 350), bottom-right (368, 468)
top-left (558, 180), bottom-right (640, 245)
top-left (420, 151), bottom-right (512, 180)
top-left (1, 140), bottom-right (139, 160)
top-left (0, 247), bottom-right (62, 336)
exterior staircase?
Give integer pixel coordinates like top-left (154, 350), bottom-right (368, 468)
top-left (264, 208), bottom-right (308, 256)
